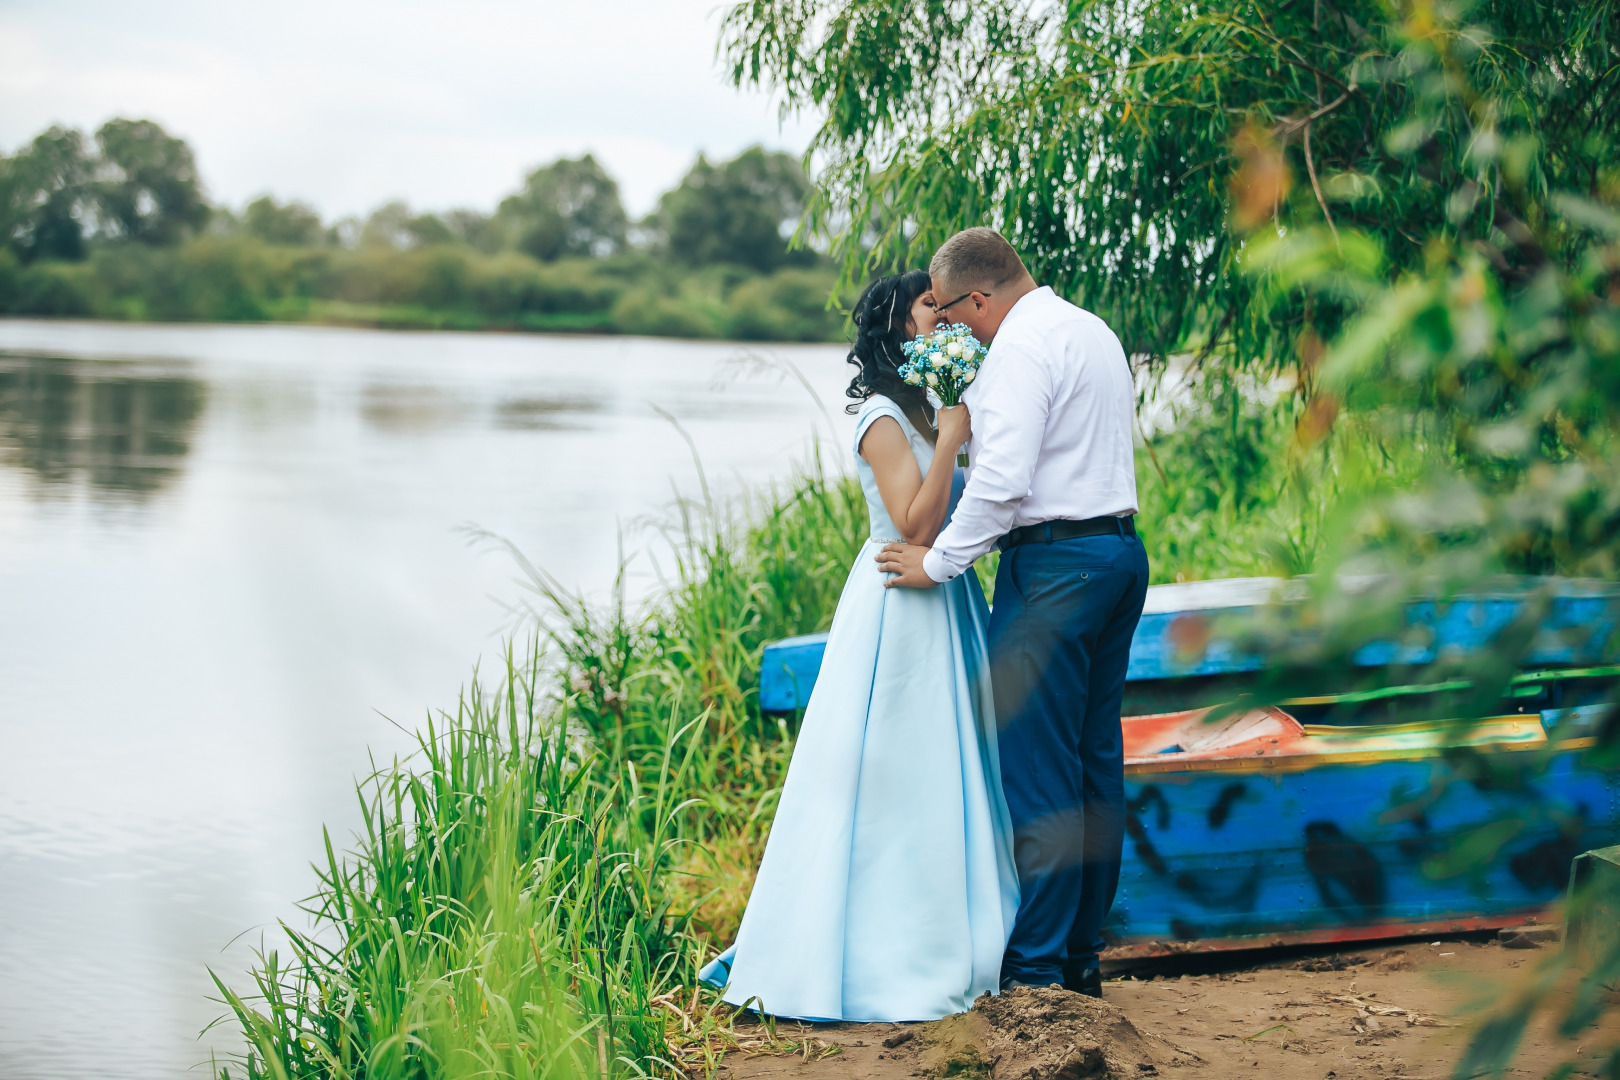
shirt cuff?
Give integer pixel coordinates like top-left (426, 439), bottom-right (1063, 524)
top-left (922, 547), bottom-right (956, 583)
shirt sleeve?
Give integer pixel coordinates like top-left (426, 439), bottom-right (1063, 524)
top-left (923, 336), bottom-right (1054, 582)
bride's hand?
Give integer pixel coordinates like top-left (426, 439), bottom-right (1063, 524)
top-left (936, 403), bottom-right (971, 457)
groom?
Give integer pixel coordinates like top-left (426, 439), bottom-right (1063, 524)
top-left (876, 228), bottom-right (1149, 997)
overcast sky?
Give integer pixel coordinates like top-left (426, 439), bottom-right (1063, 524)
top-left (0, 0), bottom-right (819, 220)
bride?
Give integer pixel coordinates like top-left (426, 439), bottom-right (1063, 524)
top-left (700, 270), bottom-right (1018, 1022)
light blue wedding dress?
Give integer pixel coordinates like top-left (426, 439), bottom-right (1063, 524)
top-left (699, 395), bottom-right (1019, 1022)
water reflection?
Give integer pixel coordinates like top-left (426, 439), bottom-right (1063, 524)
top-left (359, 382), bottom-right (474, 434)
top-left (358, 382), bottom-right (608, 434)
top-left (0, 354), bottom-right (206, 497)
top-left (493, 393), bottom-right (606, 430)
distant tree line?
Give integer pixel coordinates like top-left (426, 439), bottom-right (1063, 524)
top-left (0, 118), bottom-right (841, 341)
top-left (0, 119), bottom-right (209, 261)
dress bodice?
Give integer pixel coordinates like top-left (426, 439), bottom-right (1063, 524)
top-left (853, 395), bottom-right (961, 542)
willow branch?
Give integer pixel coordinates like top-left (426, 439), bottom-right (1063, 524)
top-left (1273, 89), bottom-right (1355, 138)
top-left (1303, 121), bottom-right (1340, 248)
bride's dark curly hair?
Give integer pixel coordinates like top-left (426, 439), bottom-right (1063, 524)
top-left (844, 270), bottom-right (936, 443)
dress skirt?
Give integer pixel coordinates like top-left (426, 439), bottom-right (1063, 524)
top-left (699, 538), bottom-right (1019, 1021)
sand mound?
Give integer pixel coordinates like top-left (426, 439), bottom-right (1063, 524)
top-left (918, 986), bottom-right (1198, 1080)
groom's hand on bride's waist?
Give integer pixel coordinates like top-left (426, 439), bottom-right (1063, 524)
top-left (875, 543), bottom-right (938, 589)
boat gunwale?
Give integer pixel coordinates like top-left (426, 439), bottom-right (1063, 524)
top-left (1123, 731), bottom-right (1592, 776)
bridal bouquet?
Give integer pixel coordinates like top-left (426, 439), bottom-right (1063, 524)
top-left (900, 322), bottom-right (986, 465)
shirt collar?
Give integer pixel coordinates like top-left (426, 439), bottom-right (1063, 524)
top-left (998, 285), bottom-right (1052, 336)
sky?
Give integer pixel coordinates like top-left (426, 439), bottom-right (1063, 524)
top-left (0, 0), bottom-right (819, 220)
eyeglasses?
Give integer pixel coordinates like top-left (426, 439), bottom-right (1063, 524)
top-left (934, 290), bottom-right (989, 316)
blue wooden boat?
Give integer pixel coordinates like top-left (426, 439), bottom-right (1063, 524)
top-left (757, 576), bottom-right (1620, 956)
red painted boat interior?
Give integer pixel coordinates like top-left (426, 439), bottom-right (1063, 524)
top-left (1123, 706), bottom-right (1303, 763)
top-left (1122, 706), bottom-right (1549, 768)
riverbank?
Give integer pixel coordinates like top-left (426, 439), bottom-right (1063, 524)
top-left (720, 937), bottom-right (1620, 1080)
top-left (0, 243), bottom-right (847, 342)
top-left (213, 401), bottom-right (1436, 1076)
top-left (213, 461), bottom-right (862, 1076)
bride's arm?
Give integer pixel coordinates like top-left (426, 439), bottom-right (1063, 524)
top-left (859, 407), bottom-right (969, 548)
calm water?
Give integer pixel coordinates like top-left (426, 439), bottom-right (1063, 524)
top-left (0, 320), bottom-right (854, 1078)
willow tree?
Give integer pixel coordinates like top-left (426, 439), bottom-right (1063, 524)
top-left (724, 8), bottom-right (1620, 1069)
top-left (721, 0), bottom-right (1620, 372)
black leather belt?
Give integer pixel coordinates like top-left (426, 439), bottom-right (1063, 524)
top-left (999, 515), bottom-right (1136, 551)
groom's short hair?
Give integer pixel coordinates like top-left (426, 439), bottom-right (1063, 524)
top-left (930, 228), bottom-right (1030, 295)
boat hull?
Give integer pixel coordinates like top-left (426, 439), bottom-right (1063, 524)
top-left (755, 576), bottom-right (1620, 953)
top-left (1108, 737), bottom-right (1619, 954)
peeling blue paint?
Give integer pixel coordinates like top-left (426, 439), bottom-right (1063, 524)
top-left (1111, 723), bottom-right (1620, 945)
top-left (758, 578), bottom-right (1620, 713)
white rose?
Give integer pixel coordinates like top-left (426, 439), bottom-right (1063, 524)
top-left (926, 373), bottom-right (939, 386)
top-left (964, 368), bottom-right (977, 382)
top-left (946, 340), bottom-right (964, 357)
top-left (905, 370), bottom-right (922, 385)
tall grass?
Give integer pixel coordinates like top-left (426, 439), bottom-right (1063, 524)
top-left (216, 412), bottom-right (1400, 1077)
top-left (512, 453), bottom-right (869, 940)
top-left (1136, 380), bottom-right (1435, 583)
top-left (212, 642), bottom-right (705, 1079)
top-left (214, 457), bottom-right (869, 1078)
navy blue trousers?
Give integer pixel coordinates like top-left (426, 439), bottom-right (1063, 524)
top-left (990, 527), bottom-right (1149, 984)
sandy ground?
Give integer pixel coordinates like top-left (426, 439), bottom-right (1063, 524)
top-left (717, 936), bottom-right (1620, 1080)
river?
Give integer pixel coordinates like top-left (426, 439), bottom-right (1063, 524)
top-left (0, 320), bottom-right (854, 1078)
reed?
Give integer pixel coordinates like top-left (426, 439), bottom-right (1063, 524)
top-left (520, 451), bottom-right (865, 792)
top-left (213, 457), bottom-right (869, 1079)
top-left (211, 640), bottom-right (703, 1078)
top-left (514, 452), bottom-right (869, 941)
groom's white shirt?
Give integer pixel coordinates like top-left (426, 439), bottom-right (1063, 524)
top-left (922, 286), bottom-right (1138, 583)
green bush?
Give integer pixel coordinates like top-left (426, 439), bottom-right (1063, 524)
top-left (724, 267), bottom-right (844, 341)
top-left (609, 270), bottom-right (731, 339)
top-left (0, 234), bottom-right (846, 342)
top-left (1135, 382), bottom-right (1433, 583)
top-left (463, 253), bottom-right (619, 319)
top-left (0, 256), bottom-right (94, 316)
top-left (0, 250), bottom-right (18, 312)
